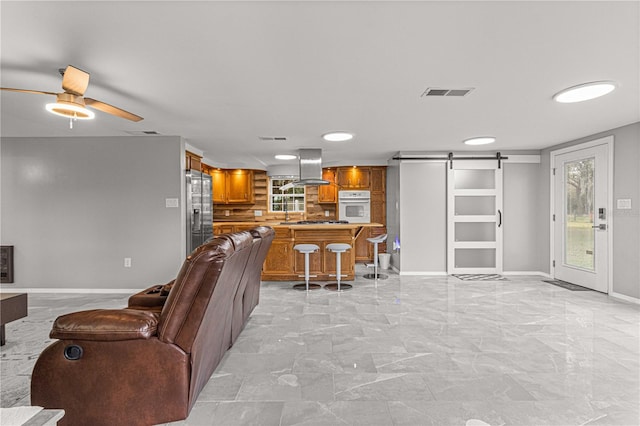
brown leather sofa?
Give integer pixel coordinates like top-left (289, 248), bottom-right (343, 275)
top-left (31, 227), bottom-right (274, 426)
top-left (126, 225), bottom-right (275, 346)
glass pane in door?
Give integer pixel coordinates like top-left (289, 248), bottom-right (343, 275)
top-left (564, 158), bottom-right (595, 270)
top-left (455, 196), bottom-right (496, 215)
top-left (455, 249), bottom-right (496, 268)
top-left (455, 222), bottom-right (496, 242)
top-left (453, 170), bottom-right (495, 189)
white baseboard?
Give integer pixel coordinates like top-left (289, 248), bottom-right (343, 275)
top-left (502, 271), bottom-right (552, 278)
top-left (1, 288), bottom-right (143, 294)
top-left (609, 292), bottom-right (640, 305)
top-left (399, 271), bottom-right (448, 276)
top-left (397, 271), bottom-right (550, 277)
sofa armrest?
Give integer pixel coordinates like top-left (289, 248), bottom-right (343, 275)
top-left (50, 309), bottom-right (159, 341)
top-left (127, 280), bottom-right (175, 309)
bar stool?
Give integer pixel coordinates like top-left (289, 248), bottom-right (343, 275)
top-left (292, 244), bottom-right (322, 291)
top-left (325, 243), bottom-right (352, 291)
top-left (363, 234), bottom-right (388, 280)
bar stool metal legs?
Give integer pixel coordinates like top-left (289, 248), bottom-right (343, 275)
top-left (325, 243), bottom-right (352, 291)
top-left (292, 244), bottom-right (322, 291)
top-left (363, 234), bottom-right (388, 280)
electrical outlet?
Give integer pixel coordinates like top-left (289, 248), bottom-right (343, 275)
top-left (325, 210), bottom-right (330, 217)
top-left (224, 210), bottom-right (230, 216)
top-left (124, 258), bottom-right (132, 268)
top-left (254, 210), bottom-right (262, 217)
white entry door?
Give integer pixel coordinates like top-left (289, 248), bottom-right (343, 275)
top-left (552, 139), bottom-right (611, 292)
top-left (447, 160), bottom-right (503, 274)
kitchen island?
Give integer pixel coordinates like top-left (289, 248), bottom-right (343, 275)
top-left (213, 221), bottom-right (384, 281)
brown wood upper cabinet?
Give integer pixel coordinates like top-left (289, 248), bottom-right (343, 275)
top-left (318, 168), bottom-right (337, 203)
top-left (370, 167), bottom-right (385, 193)
top-left (185, 151), bottom-right (202, 172)
top-left (211, 169), bottom-right (254, 204)
top-left (337, 167), bottom-right (370, 189)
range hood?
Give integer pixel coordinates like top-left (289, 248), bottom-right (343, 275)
top-left (294, 148), bottom-right (329, 186)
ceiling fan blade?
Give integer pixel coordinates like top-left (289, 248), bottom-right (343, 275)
top-left (84, 98), bottom-right (143, 122)
top-left (61, 65), bottom-right (90, 96)
top-left (0, 87), bottom-right (58, 96)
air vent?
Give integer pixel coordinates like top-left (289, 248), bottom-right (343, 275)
top-left (259, 136), bottom-right (288, 141)
top-left (421, 88), bottom-right (474, 97)
top-left (125, 130), bottom-right (161, 136)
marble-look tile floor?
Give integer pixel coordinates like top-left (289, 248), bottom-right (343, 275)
top-left (1, 267), bottom-right (639, 425)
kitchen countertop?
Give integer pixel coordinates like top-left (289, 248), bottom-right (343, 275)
top-left (214, 221), bottom-right (383, 229)
top-left (281, 223), bottom-right (383, 230)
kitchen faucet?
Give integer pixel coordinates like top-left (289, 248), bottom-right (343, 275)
top-left (284, 199), bottom-right (290, 223)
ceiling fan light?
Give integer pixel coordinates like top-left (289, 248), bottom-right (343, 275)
top-left (553, 81), bottom-right (617, 103)
top-left (463, 136), bottom-right (496, 146)
top-left (46, 102), bottom-right (95, 119)
top-left (322, 131), bottom-right (353, 142)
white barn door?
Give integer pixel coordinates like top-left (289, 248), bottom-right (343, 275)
top-left (447, 160), bottom-right (503, 274)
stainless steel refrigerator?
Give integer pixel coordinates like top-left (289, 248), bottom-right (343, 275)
top-left (186, 170), bottom-right (213, 255)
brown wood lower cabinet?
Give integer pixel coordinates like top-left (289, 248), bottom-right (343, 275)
top-left (293, 231), bottom-right (353, 280)
top-left (354, 226), bottom-right (387, 263)
top-left (263, 239), bottom-right (293, 276)
top-left (213, 222), bottom-right (382, 281)
top-left (214, 224), bottom-right (235, 235)
top-left (263, 226), bottom-right (361, 281)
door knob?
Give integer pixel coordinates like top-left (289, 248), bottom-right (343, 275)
top-left (592, 224), bottom-right (607, 230)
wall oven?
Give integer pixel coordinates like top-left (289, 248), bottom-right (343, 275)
top-left (338, 190), bottom-right (371, 223)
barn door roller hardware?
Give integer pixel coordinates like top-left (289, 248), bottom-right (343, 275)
top-left (392, 152), bottom-right (508, 169)
top-left (447, 152), bottom-right (506, 169)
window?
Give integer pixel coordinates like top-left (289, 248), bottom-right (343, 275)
top-left (270, 178), bottom-right (305, 212)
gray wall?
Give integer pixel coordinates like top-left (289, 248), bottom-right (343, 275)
top-left (1, 136), bottom-right (185, 290)
top-left (540, 122), bottom-right (640, 299)
top-left (398, 161), bottom-right (447, 273)
top-left (386, 161), bottom-right (401, 270)
top-left (503, 163), bottom-right (545, 272)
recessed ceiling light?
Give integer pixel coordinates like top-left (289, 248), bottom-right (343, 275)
top-left (553, 81), bottom-right (617, 103)
top-left (322, 132), bottom-right (354, 142)
top-left (463, 137), bottom-right (496, 146)
top-left (274, 154), bottom-right (297, 160)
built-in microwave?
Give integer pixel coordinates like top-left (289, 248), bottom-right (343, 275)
top-left (338, 190), bottom-right (371, 223)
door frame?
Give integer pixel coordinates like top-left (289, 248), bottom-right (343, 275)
top-left (549, 136), bottom-right (614, 293)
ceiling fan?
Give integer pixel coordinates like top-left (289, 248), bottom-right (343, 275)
top-left (0, 65), bottom-right (143, 122)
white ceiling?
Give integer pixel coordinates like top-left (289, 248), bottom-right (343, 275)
top-left (1, 1), bottom-right (638, 169)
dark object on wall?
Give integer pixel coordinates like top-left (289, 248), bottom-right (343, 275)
top-left (1, 246), bottom-right (14, 283)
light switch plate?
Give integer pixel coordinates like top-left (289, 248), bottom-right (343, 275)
top-left (165, 198), bottom-right (179, 208)
top-left (254, 210), bottom-right (262, 216)
top-left (617, 198), bottom-right (632, 209)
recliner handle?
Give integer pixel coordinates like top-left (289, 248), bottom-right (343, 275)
top-left (64, 345), bottom-right (83, 361)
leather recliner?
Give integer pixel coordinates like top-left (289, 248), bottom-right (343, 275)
top-left (31, 228), bottom-right (271, 426)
